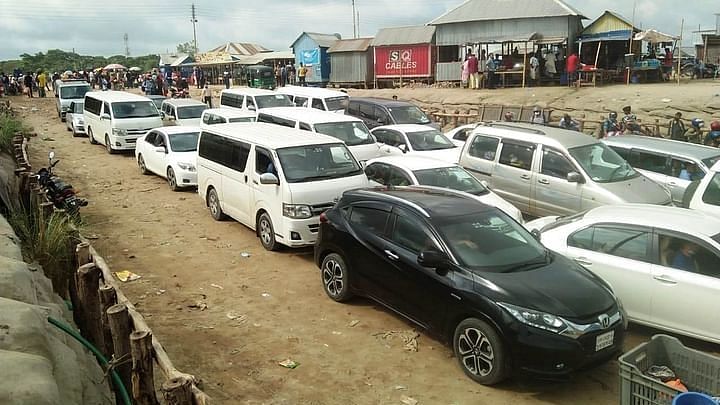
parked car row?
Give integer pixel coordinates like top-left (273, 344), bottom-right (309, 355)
top-left (55, 87), bottom-right (720, 386)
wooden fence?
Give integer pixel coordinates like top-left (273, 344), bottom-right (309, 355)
top-left (10, 132), bottom-right (209, 405)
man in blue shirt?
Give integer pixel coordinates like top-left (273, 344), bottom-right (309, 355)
top-left (671, 241), bottom-right (697, 272)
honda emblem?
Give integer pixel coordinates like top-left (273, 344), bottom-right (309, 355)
top-left (598, 314), bottom-right (610, 329)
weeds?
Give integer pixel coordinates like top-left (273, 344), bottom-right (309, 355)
top-left (0, 111), bottom-right (31, 154)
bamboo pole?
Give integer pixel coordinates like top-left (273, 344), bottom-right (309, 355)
top-left (108, 303), bottom-right (133, 405)
top-left (162, 376), bottom-right (194, 405)
top-left (131, 330), bottom-right (160, 405)
top-left (77, 263), bottom-right (104, 350)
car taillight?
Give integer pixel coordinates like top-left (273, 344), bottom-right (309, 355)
top-left (319, 212), bottom-right (328, 223)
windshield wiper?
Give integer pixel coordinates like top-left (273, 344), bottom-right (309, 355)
top-left (502, 250), bottom-right (551, 273)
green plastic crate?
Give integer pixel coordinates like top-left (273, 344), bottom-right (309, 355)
top-left (619, 334), bottom-right (720, 405)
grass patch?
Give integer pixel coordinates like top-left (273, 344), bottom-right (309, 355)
top-left (0, 111), bottom-right (31, 154)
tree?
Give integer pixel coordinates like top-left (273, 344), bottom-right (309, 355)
top-left (176, 42), bottom-right (196, 58)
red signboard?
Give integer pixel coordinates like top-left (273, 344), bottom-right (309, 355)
top-left (374, 45), bottom-right (433, 78)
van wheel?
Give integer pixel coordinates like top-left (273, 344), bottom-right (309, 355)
top-left (105, 135), bottom-right (116, 154)
top-left (137, 155), bottom-right (149, 175)
top-left (257, 212), bottom-right (278, 251)
top-left (207, 188), bottom-right (226, 221)
top-left (453, 318), bottom-right (509, 385)
top-left (167, 167), bottom-right (179, 191)
top-left (89, 128), bottom-right (98, 144)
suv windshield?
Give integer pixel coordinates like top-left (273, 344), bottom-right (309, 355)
top-left (388, 106), bottom-right (431, 124)
top-left (60, 85), bottom-right (90, 99)
top-left (255, 94), bottom-right (294, 109)
top-left (568, 143), bottom-right (638, 183)
top-left (325, 96), bottom-right (349, 111)
top-left (314, 122), bottom-right (374, 146)
top-left (413, 166), bottom-right (488, 196)
top-left (168, 132), bottom-right (200, 152)
top-left (112, 101), bottom-right (160, 119)
top-left (438, 212), bottom-right (547, 272)
top-left (277, 144), bottom-right (362, 183)
top-left (177, 105), bottom-right (207, 119)
top-left (407, 130), bottom-right (455, 151)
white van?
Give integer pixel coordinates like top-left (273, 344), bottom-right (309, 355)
top-left (257, 107), bottom-right (398, 162)
top-left (200, 108), bottom-right (255, 129)
top-left (160, 99), bottom-right (208, 127)
top-left (83, 91), bottom-right (163, 154)
top-left (197, 123), bottom-right (368, 250)
top-left (219, 88), bottom-right (294, 115)
top-left (275, 86), bottom-right (349, 113)
top-left (56, 80), bottom-right (91, 121)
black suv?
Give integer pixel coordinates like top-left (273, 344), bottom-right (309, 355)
top-left (345, 97), bottom-right (440, 130)
top-left (314, 187), bottom-right (625, 384)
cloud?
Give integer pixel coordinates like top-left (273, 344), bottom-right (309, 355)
top-left (0, 0), bottom-right (717, 60)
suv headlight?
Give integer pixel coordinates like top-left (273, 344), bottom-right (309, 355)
top-left (283, 203), bottom-right (312, 219)
top-left (112, 128), bottom-right (128, 136)
top-left (498, 302), bottom-right (573, 337)
top-left (177, 162), bottom-right (196, 172)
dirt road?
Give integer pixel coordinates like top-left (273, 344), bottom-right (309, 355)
top-left (8, 89), bottom-right (704, 405)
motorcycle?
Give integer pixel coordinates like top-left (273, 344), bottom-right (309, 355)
top-left (169, 86), bottom-right (189, 99)
top-left (37, 151), bottom-right (88, 216)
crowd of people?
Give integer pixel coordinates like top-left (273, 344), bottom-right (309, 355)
top-left (0, 70), bottom-right (52, 98)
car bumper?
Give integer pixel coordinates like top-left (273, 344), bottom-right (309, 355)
top-left (174, 168), bottom-right (197, 187)
top-left (74, 125), bottom-right (86, 134)
top-left (113, 136), bottom-right (140, 150)
top-left (279, 216), bottom-right (320, 247)
top-left (508, 321), bottom-right (624, 377)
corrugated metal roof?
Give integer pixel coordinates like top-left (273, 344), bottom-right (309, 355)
top-left (581, 11), bottom-right (638, 36)
top-left (291, 32), bottom-right (341, 48)
top-left (159, 53), bottom-right (191, 66)
top-left (207, 42), bottom-right (270, 56)
top-left (233, 51), bottom-right (295, 65)
top-left (327, 38), bottom-right (373, 53)
top-left (429, 0), bottom-right (585, 25)
top-left (372, 26), bottom-right (436, 46)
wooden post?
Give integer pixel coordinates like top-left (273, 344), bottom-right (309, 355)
top-left (99, 284), bottom-right (117, 358)
top-left (70, 242), bottom-right (92, 325)
top-left (162, 376), bottom-right (194, 405)
top-left (131, 330), bottom-right (160, 405)
top-left (479, 105), bottom-right (486, 121)
top-left (677, 19), bottom-right (684, 85)
top-left (77, 263), bottom-right (104, 350)
top-left (452, 109), bottom-right (459, 127)
top-left (108, 303), bottom-right (132, 402)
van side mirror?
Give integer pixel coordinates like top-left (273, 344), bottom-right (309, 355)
top-left (377, 117), bottom-right (386, 125)
top-left (259, 173), bottom-right (279, 185)
top-left (530, 229), bottom-right (542, 241)
top-left (160, 112), bottom-right (166, 119)
top-left (398, 144), bottom-right (408, 154)
top-left (101, 113), bottom-right (111, 120)
top-left (567, 172), bottom-right (584, 183)
top-left (248, 105), bottom-right (256, 111)
top-left (418, 249), bottom-right (449, 269)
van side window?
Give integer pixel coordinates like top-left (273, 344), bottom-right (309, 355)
top-left (294, 96), bottom-right (308, 107)
top-left (358, 103), bottom-right (373, 119)
top-left (499, 143), bottom-right (534, 171)
top-left (299, 122), bottom-right (312, 131)
top-left (229, 141), bottom-right (251, 172)
top-left (202, 113), bottom-right (212, 124)
top-left (220, 93), bottom-right (243, 108)
top-left (347, 101), bottom-right (359, 115)
top-left (246, 97), bottom-right (255, 109)
top-left (541, 148), bottom-right (576, 179)
top-left (628, 150), bottom-right (670, 175)
top-left (198, 132), bottom-right (231, 165)
top-left (374, 107), bottom-right (390, 124)
top-left (468, 135), bottom-right (499, 161)
top-left (256, 148), bottom-right (276, 175)
top-left (257, 114), bottom-right (274, 124)
top-left (373, 130), bottom-right (405, 147)
top-left (103, 102), bottom-right (111, 116)
top-left (312, 98), bottom-right (325, 110)
top-left (84, 97), bottom-right (102, 115)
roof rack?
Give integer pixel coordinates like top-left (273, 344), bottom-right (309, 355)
top-left (485, 122), bottom-right (548, 135)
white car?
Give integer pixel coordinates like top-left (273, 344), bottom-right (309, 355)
top-left (65, 101), bottom-right (86, 137)
top-left (445, 123), bottom-right (479, 147)
top-left (364, 156), bottom-right (524, 223)
top-left (526, 204), bottom-right (720, 344)
top-left (135, 126), bottom-right (200, 191)
top-left (370, 124), bottom-right (462, 163)
top-left (160, 99), bottom-right (208, 127)
top-left (200, 108), bottom-right (255, 128)
top-left (685, 160), bottom-right (720, 216)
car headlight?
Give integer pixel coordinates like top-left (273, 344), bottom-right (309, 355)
top-left (282, 203), bottom-right (312, 219)
top-left (498, 302), bottom-right (572, 336)
top-left (177, 162), bottom-right (196, 172)
top-left (112, 128), bottom-right (128, 136)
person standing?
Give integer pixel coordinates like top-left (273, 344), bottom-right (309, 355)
top-left (287, 62), bottom-right (296, 85)
top-left (485, 54), bottom-right (496, 89)
top-left (201, 84), bottom-right (212, 107)
top-left (223, 71), bottom-right (230, 89)
top-left (23, 73), bottom-right (33, 97)
top-left (668, 112), bottom-right (687, 141)
top-left (280, 64), bottom-right (287, 87)
top-left (298, 63), bottom-right (307, 86)
top-left (467, 52), bottom-right (479, 89)
top-left (529, 52), bottom-right (540, 86)
top-left (566, 51), bottom-right (579, 87)
top-left (478, 50), bottom-right (487, 89)
top-left (37, 71), bottom-right (48, 97)
top-left (460, 56), bottom-right (470, 88)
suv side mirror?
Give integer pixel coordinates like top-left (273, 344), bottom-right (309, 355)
top-left (155, 146), bottom-right (167, 154)
top-left (567, 172), bottom-right (584, 183)
top-left (418, 249), bottom-right (449, 269)
top-left (398, 144), bottom-right (408, 153)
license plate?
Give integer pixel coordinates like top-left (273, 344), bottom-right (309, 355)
top-left (595, 331), bottom-right (614, 351)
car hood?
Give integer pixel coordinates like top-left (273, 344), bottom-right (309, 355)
top-left (411, 147), bottom-right (462, 164)
top-left (474, 255), bottom-right (615, 319)
top-left (475, 192), bottom-right (524, 224)
top-left (177, 118), bottom-right (201, 127)
top-left (524, 216), bottom-right (560, 233)
top-left (349, 143), bottom-right (399, 163)
top-left (115, 117), bottom-right (163, 131)
top-left (288, 174), bottom-right (368, 205)
top-left (72, 115), bottom-right (85, 124)
top-left (600, 175), bottom-right (671, 205)
top-left (171, 151), bottom-right (197, 165)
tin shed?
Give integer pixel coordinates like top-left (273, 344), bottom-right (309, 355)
top-left (328, 38), bottom-right (374, 87)
top-left (371, 25), bottom-right (436, 86)
top-left (291, 32), bottom-right (341, 85)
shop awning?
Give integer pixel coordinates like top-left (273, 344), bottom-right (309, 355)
top-left (470, 32), bottom-right (538, 44)
top-left (578, 30), bottom-right (633, 42)
top-left (535, 36), bottom-right (567, 45)
top-left (634, 29), bottom-right (679, 43)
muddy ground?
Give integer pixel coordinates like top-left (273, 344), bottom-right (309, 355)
top-left (9, 81), bottom-right (720, 404)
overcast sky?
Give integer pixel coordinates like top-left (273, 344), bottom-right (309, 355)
top-left (0, 0), bottom-right (718, 60)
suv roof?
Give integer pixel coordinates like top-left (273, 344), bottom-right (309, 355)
top-left (277, 86), bottom-right (347, 98)
top-left (260, 107), bottom-right (363, 123)
top-left (85, 90), bottom-right (154, 102)
top-left (343, 186), bottom-right (493, 218)
top-left (221, 88), bottom-right (277, 96)
top-left (603, 135), bottom-right (720, 161)
top-left (203, 122), bottom-right (347, 149)
top-left (471, 121), bottom-right (597, 149)
top-left (349, 97), bottom-right (417, 108)
top-left (161, 99), bottom-right (207, 107)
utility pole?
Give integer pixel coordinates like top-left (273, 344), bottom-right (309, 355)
top-left (352, 0), bottom-right (357, 38)
top-left (124, 33), bottom-right (130, 57)
top-left (191, 4), bottom-right (199, 56)
top-left (357, 9), bottom-right (360, 37)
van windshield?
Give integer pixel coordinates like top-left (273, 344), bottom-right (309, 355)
top-left (168, 132), bottom-right (200, 152)
top-left (177, 105), bottom-right (207, 119)
top-left (388, 106), bottom-right (431, 125)
top-left (255, 94), bottom-right (294, 109)
top-left (112, 101), bottom-right (160, 119)
top-left (568, 143), bottom-right (639, 183)
top-left (314, 122), bottom-right (374, 146)
top-left (276, 144), bottom-right (362, 183)
top-left (325, 96), bottom-right (349, 111)
top-left (60, 85), bottom-right (90, 99)
top-left (407, 130), bottom-right (456, 151)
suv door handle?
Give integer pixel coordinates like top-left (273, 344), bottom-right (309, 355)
top-left (653, 275), bottom-right (677, 284)
top-left (574, 257), bottom-right (593, 266)
top-left (520, 174), bottom-right (531, 180)
top-left (538, 178), bottom-right (550, 185)
top-left (384, 250), bottom-right (400, 261)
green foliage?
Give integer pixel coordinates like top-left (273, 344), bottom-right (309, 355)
top-left (0, 49), bottom-right (160, 74)
top-left (176, 42), bottom-right (196, 58)
top-left (0, 112), bottom-right (31, 154)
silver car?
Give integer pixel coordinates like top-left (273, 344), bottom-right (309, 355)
top-left (458, 122), bottom-right (672, 217)
top-left (603, 136), bottom-right (720, 205)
